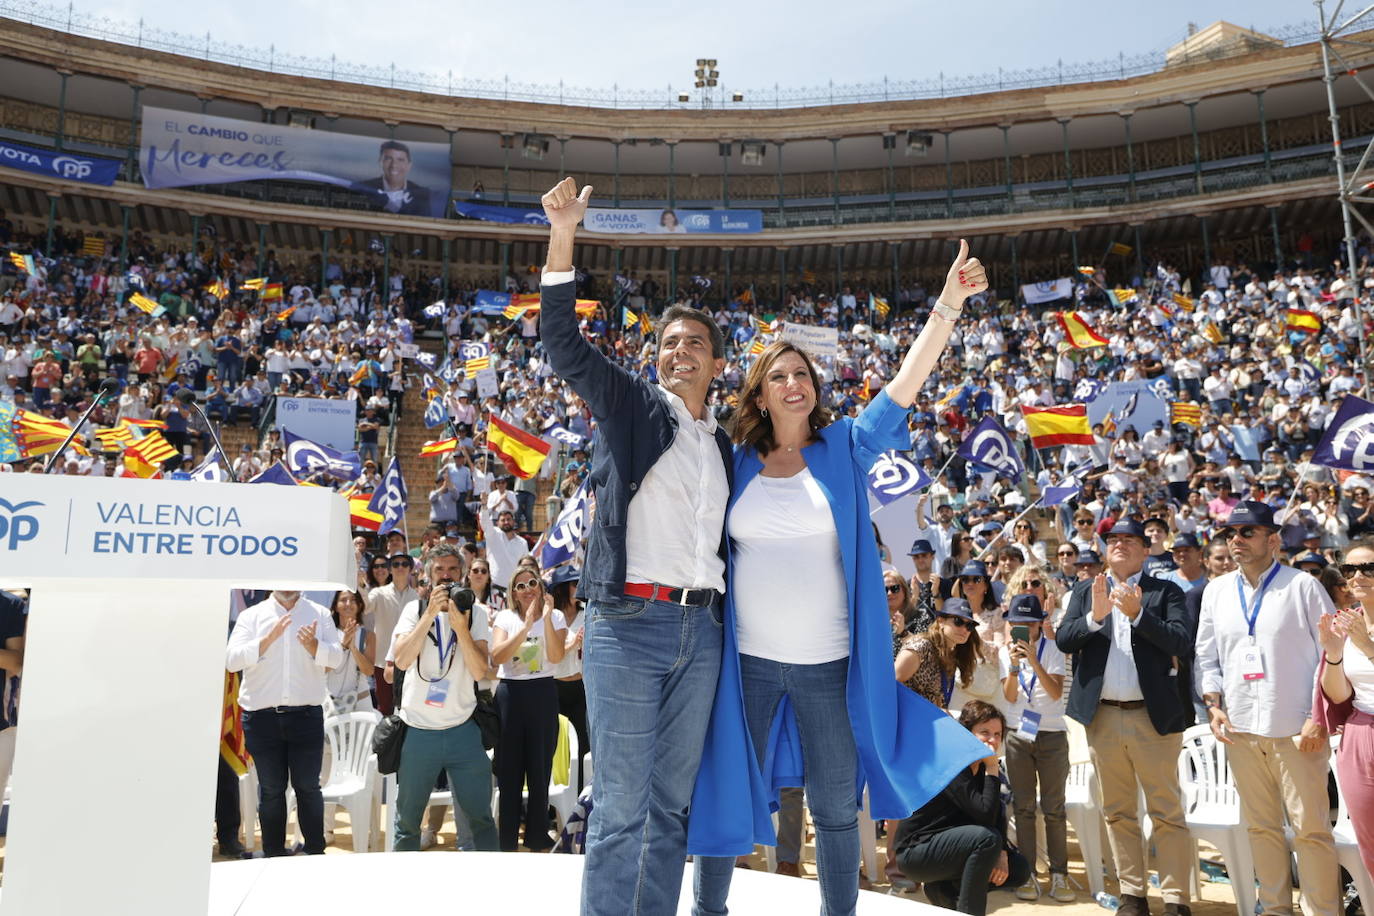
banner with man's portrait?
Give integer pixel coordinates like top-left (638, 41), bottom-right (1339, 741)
top-left (139, 106), bottom-right (451, 217)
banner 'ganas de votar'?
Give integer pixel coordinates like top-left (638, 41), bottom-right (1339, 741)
top-left (139, 106), bottom-right (451, 217)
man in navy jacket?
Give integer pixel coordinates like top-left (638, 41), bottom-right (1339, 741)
top-left (539, 177), bottom-right (733, 915)
top-left (1057, 519), bottom-right (1195, 916)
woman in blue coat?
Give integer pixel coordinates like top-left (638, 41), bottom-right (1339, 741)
top-left (689, 242), bottom-right (992, 915)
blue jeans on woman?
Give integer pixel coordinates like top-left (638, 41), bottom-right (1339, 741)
top-left (693, 654), bottom-right (859, 916)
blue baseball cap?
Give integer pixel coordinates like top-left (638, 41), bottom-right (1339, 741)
top-left (907, 539), bottom-right (935, 556)
top-left (938, 598), bottom-right (979, 627)
top-left (1172, 533), bottom-right (1201, 549)
top-left (956, 560), bottom-right (990, 579)
top-left (1105, 519), bottom-right (1148, 542)
top-left (1075, 549), bottom-right (1102, 566)
top-left (1222, 500), bottom-right (1278, 533)
top-left (1005, 593), bottom-right (1046, 623)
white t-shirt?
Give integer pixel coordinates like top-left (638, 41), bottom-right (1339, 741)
top-left (998, 636), bottom-right (1067, 732)
top-left (493, 607), bottom-right (566, 680)
top-left (729, 468), bottom-right (850, 665)
top-left (552, 613), bottom-right (585, 679)
top-left (394, 600), bottom-right (491, 730)
top-left (1342, 640), bottom-right (1374, 715)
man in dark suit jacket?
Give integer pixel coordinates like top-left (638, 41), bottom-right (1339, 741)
top-left (350, 140), bottom-right (434, 216)
top-left (1056, 519), bottom-right (1196, 916)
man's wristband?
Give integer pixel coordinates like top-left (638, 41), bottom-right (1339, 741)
top-left (1204, 698), bottom-right (1223, 709)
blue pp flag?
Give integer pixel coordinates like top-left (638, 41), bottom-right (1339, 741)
top-left (423, 301), bottom-right (447, 319)
top-left (282, 428), bottom-right (361, 481)
top-left (1311, 395), bottom-right (1374, 472)
top-left (540, 479), bottom-right (591, 570)
top-left (1074, 378), bottom-right (1107, 403)
top-left (436, 357), bottom-right (462, 384)
top-left (248, 461), bottom-right (299, 486)
top-left (866, 450), bottom-right (932, 507)
top-left (367, 457), bottom-right (409, 536)
top-left (190, 448), bottom-right (225, 482)
top-left (423, 395), bottom-right (448, 429)
top-left (956, 416), bottom-right (1025, 484)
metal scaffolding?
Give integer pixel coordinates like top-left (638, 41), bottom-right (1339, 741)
top-left (1316, 0), bottom-right (1374, 388)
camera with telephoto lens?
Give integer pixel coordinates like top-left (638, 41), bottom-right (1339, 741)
top-left (439, 583), bottom-right (476, 613)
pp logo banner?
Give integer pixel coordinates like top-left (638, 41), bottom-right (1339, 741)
top-left (0, 499), bottom-right (42, 550)
top-left (51, 156), bottom-right (94, 180)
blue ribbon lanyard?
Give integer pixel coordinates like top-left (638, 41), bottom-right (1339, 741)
top-left (1236, 564), bottom-right (1282, 639)
top-left (940, 669), bottom-right (955, 707)
top-left (1018, 636), bottom-right (1048, 702)
top-left (433, 616), bottom-right (457, 667)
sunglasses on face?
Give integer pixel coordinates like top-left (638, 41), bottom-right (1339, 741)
top-left (390, 560), bottom-right (411, 568)
top-left (370, 562), bottom-right (387, 569)
top-left (940, 616), bottom-right (974, 630)
top-left (1027, 579), bottom-right (1043, 589)
top-left (959, 576), bottom-right (984, 585)
top-left (1340, 562), bottom-right (1374, 578)
top-left (513, 579), bottom-right (541, 592)
top-left (1220, 526), bottom-right (1266, 541)
top-left (1057, 550), bottom-right (1076, 558)
top-left (885, 583), bottom-right (904, 595)
top-left (1075, 519), bottom-right (1092, 526)
top-left (470, 568), bottom-right (489, 575)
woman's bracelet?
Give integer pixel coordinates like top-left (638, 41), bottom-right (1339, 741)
top-left (931, 299), bottom-right (963, 322)
top-left (1325, 655), bottom-right (1343, 665)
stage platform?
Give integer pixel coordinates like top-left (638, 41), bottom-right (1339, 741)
top-left (203, 851), bottom-right (936, 914)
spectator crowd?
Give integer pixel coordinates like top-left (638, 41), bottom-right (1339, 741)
top-left (2, 203), bottom-right (1374, 915)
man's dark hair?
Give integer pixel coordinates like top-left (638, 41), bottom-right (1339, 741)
top-left (958, 699), bottom-right (1006, 732)
top-left (656, 305), bottom-right (724, 360)
top-left (379, 140), bottom-right (412, 160)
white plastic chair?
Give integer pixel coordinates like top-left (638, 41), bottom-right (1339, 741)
top-left (490, 714), bottom-right (580, 836)
top-left (1177, 724), bottom-right (1255, 916)
top-left (317, 711), bottom-right (381, 853)
top-left (1064, 759), bottom-right (1107, 898)
top-left (1327, 742), bottom-right (1374, 915)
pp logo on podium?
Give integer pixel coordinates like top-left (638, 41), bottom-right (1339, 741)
top-left (0, 499), bottom-right (42, 550)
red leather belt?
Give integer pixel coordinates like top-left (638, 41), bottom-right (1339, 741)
top-left (623, 581), bottom-right (719, 607)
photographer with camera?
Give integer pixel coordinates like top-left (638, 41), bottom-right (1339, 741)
top-left (389, 544), bottom-right (498, 851)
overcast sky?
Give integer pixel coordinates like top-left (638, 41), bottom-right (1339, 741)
top-left (81, 0), bottom-right (1334, 95)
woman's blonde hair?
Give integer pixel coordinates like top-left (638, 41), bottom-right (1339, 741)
top-left (730, 341), bottom-right (833, 455)
top-left (1006, 562), bottom-right (1063, 611)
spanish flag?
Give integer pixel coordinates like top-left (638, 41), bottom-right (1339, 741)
top-left (505, 294), bottom-right (598, 319)
top-left (1056, 311), bottom-right (1108, 349)
top-left (487, 415), bottom-right (551, 479)
top-left (348, 495), bottom-right (383, 532)
top-left (1286, 308), bottom-right (1322, 334)
top-left (160, 352), bottom-right (181, 382)
top-left (205, 279), bottom-right (229, 300)
top-left (1021, 404), bottom-right (1095, 449)
top-left (129, 292), bottom-right (165, 317)
top-left (1171, 402), bottom-right (1202, 427)
top-left (123, 430), bottom-right (178, 477)
top-left (419, 438), bottom-right (458, 457)
top-left (240, 277), bottom-right (267, 291)
top-left (1108, 242), bottom-right (1133, 256)
top-left (262, 283), bottom-right (284, 303)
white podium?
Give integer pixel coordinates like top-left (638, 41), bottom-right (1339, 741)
top-left (0, 474), bottom-right (352, 916)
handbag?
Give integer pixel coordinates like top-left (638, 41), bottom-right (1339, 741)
top-left (472, 684), bottom-right (501, 751)
top-left (372, 712), bottom-right (408, 775)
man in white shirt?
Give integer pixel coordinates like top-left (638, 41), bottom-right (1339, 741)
top-left (390, 545), bottom-right (497, 851)
top-left (484, 510), bottom-right (530, 594)
top-left (226, 590), bottom-right (343, 857)
top-left (363, 555), bottom-right (418, 715)
top-left (1195, 502), bottom-right (1338, 916)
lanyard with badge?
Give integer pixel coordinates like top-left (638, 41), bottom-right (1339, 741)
top-left (416, 616), bottom-right (458, 707)
top-left (1017, 637), bottom-right (1048, 738)
top-left (939, 669), bottom-right (954, 708)
top-left (1235, 564), bottom-right (1281, 682)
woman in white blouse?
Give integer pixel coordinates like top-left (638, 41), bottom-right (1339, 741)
top-left (490, 566), bottom-right (567, 851)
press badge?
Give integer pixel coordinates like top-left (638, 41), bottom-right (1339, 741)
top-left (425, 679), bottom-right (450, 707)
top-left (1019, 709), bottom-right (1043, 738)
top-left (1239, 646), bottom-right (1266, 681)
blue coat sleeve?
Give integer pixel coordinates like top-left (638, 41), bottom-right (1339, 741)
top-left (851, 389), bottom-right (911, 469)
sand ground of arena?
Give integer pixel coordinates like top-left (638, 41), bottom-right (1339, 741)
top-left (0, 805), bottom-right (1280, 914)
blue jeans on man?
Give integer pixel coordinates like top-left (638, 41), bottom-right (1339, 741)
top-left (693, 655), bottom-right (860, 916)
top-left (580, 595), bottom-right (723, 916)
top-left (241, 706), bottom-right (326, 855)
